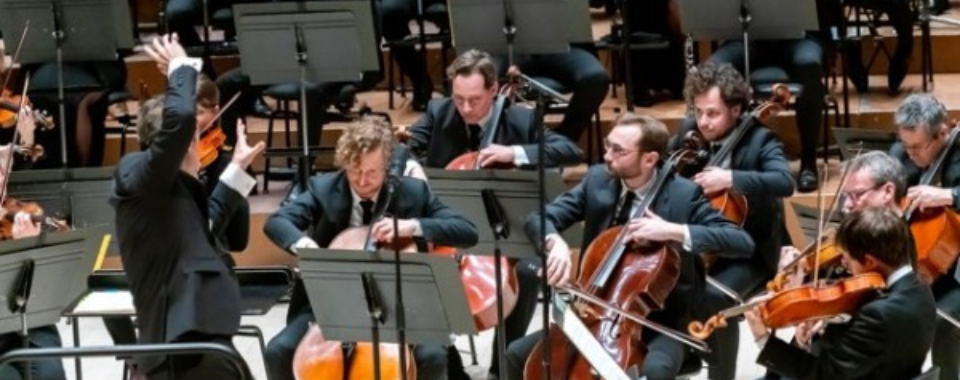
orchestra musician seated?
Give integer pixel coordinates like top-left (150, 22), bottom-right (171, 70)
top-left (262, 117), bottom-right (479, 380)
top-left (747, 207), bottom-right (936, 380)
top-left (505, 113), bottom-right (754, 380)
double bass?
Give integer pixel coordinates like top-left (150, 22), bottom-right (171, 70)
top-left (524, 150), bottom-right (702, 380)
top-left (677, 84), bottom-right (792, 226)
top-left (904, 126), bottom-right (960, 283)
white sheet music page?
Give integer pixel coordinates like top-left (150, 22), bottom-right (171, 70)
top-left (552, 296), bottom-right (634, 380)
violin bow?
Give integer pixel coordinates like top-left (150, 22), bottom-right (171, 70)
top-left (199, 91), bottom-right (242, 133)
top-left (0, 20), bottom-right (30, 95)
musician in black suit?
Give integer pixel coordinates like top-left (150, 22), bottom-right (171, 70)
top-left (505, 113), bottom-right (755, 380)
top-left (406, 49), bottom-right (583, 170)
top-left (405, 49), bottom-right (582, 378)
top-left (263, 117), bottom-right (479, 380)
top-left (669, 63), bottom-right (795, 380)
top-left (747, 207), bottom-right (936, 380)
top-left (888, 93), bottom-right (960, 380)
top-left (109, 35), bottom-right (264, 380)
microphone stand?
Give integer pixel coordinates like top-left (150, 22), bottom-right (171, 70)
top-left (383, 174), bottom-right (408, 380)
top-left (481, 189), bottom-right (510, 379)
top-left (294, 24), bottom-right (311, 194)
top-left (52, 0), bottom-right (68, 168)
top-left (740, 0), bottom-right (753, 85)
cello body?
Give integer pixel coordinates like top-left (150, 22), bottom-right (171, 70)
top-left (293, 324), bottom-right (416, 380)
top-left (910, 207), bottom-right (960, 283)
top-left (524, 226), bottom-right (681, 380)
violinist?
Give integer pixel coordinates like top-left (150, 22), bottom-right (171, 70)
top-left (505, 113), bottom-right (754, 380)
top-left (262, 118), bottom-right (478, 380)
top-left (888, 93), bottom-right (960, 380)
top-left (668, 62), bottom-right (795, 380)
top-left (109, 35), bottom-right (264, 380)
top-left (746, 207), bottom-right (936, 380)
top-left (404, 48), bottom-right (582, 377)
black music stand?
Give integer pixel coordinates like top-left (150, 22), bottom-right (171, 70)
top-left (298, 248), bottom-right (474, 380)
top-left (676, 0), bottom-right (818, 84)
top-left (0, 226), bottom-right (104, 380)
top-left (233, 1), bottom-right (379, 192)
top-left (0, 0), bottom-right (132, 168)
top-left (423, 168), bottom-right (582, 379)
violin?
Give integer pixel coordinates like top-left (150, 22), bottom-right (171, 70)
top-left (198, 92), bottom-right (241, 170)
top-left (903, 126), bottom-right (960, 283)
top-left (676, 84), bottom-right (791, 227)
top-left (525, 151), bottom-right (696, 380)
top-left (689, 272), bottom-right (886, 339)
top-left (767, 233), bottom-right (844, 292)
top-left (0, 197), bottom-right (69, 240)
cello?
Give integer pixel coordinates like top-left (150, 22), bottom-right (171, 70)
top-left (523, 150), bottom-right (706, 380)
top-left (292, 186), bottom-right (417, 380)
top-left (677, 84), bottom-right (792, 226)
top-left (904, 126), bottom-right (960, 283)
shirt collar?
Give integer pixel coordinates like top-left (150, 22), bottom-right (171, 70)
top-left (620, 168), bottom-right (659, 200)
top-left (476, 105), bottom-right (494, 129)
top-left (887, 265), bottom-right (913, 287)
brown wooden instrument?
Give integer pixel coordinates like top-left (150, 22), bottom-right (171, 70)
top-left (197, 92), bottom-right (241, 170)
top-left (689, 273), bottom-right (886, 339)
top-left (677, 84), bottom-right (792, 226)
top-left (524, 152), bottom-right (696, 380)
top-left (904, 127), bottom-right (960, 283)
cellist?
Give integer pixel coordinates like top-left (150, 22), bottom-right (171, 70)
top-left (667, 62), bottom-right (795, 380)
top-left (403, 48), bottom-right (583, 378)
top-left (505, 113), bottom-right (754, 380)
top-left (746, 207), bottom-right (936, 380)
top-left (888, 93), bottom-right (960, 380)
top-left (262, 117), bottom-right (478, 380)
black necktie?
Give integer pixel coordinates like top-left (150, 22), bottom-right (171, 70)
top-left (360, 199), bottom-right (374, 225)
top-left (468, 124), bottom-right (482, 151)
top-left (710, 143), bottom-right (722, 155)
top-left (614, 192), bottom-right (636, 226)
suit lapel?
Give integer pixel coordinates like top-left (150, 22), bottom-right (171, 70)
top-left (332, 175), bottom-right (354, 232)
top-left (599, 175), bottom-right (621, 229)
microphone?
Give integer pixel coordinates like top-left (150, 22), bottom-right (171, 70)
top-left (388, 145), bottom-right (410, 183)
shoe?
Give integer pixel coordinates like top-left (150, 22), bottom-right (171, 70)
top-left (412, 86), bottom-right (433, 112)
top-left (250, 97), bottom-right (274, 118)
top-left (888, 59), bottom-right (908, 94)
top-left (797, 167), bottom-right (819, 193)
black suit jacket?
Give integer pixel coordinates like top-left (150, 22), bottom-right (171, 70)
top-left (890, 141), bottom-right (960, 211)
top-left (671, 120), bottom-right (795, 273)
top-left (757, 271), bottom-right (936, 380)
top-left (264, 171), bottom-right (479, 318)
top-left (406, 98), bottom-right (583, 168)
top-left (526, 164), bottom-right (755, 328)
top-left (109, 66), bottom-right (248, 373)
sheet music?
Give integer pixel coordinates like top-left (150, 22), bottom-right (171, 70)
top-left (552, 297), bottom-right (634, 380)
top-left (70, 290), bottom-right (134, 316)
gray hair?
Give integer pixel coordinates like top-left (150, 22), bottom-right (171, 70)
top-left (844, 151), bottom-right (906, 202)
top-left (895, 93), bottom-right (948, 136)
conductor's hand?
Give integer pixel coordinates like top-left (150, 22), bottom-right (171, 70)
top-left (544, 234), bottom-right (572, 287)
top-left (144, 34), bottom-right (188, 75)
top-left (231, 119), bottom-right (266, 170)
top-left (371, 217), bottom-right (419, 244)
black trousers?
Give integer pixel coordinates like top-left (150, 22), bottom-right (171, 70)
top-left (508, 47), bottom-right (610, 142)
top-left (695, 259), bottom-right (773, 380)
top-left (931, 274), bottom-right (960, 380)
top-left (145, 338), bottom-right (251, 380)
top-left (165, 0), bottom-right (261, 46)
top-left (708, 38), bottom-right (825, 167)
top-left (380, 0), bottom-right (446, 92)
top-left (0, 326), bottom-right (66, 380)
top-left (505, 329), bottom-right (687, 380)
top-left (844, 0), bottom-right (914, 91)
top-left (264, 310), bottom-right (459, 380)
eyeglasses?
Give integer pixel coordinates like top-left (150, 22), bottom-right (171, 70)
top-left (604, 141), bottom-right (638, 158)
top-left (903, 138), bottom-right (937, 152)
top-left (842, 184), bottom-right (882, 203)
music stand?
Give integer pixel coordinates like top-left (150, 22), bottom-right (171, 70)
top-left (233, 1), bottom-right (380, 191)
top-left (423, 168), bottom-right (582, 379)
top-left (0, 226), bottom-right (104, 380)
top-left (299, 248), bottom-right (474, 380)
top-left (832, 128), bottom-right (897, 161)
top-left (0, 0), bottom-right (131, 168)
top-left (677, 0), bottom-right (818, 84)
